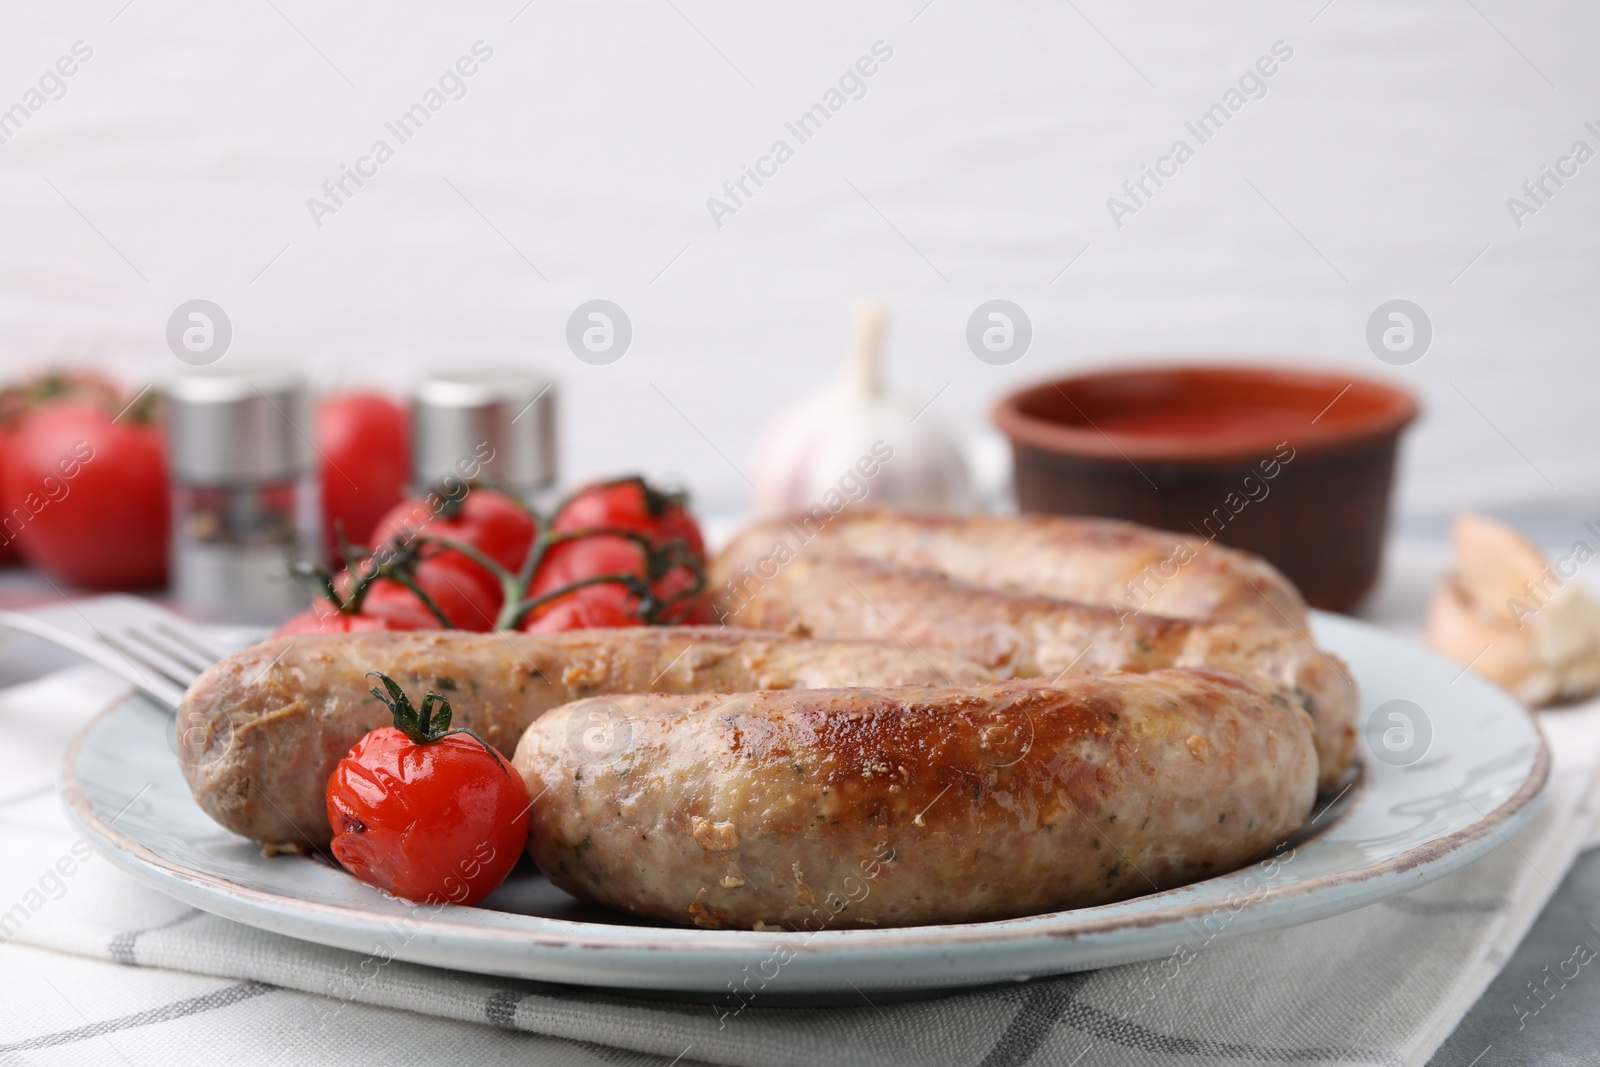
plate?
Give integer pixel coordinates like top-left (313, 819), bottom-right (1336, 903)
top-left (62, 613), bottom-right (1549, 994)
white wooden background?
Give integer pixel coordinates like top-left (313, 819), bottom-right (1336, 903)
top-left (0, 0), bottom-right (1594, 518)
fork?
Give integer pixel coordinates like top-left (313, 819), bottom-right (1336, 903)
top-left (0, 595), bottom-right (261, 712)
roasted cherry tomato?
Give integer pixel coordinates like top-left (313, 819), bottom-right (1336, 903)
top-left (317, 392), bottom-right (410, 554)
top-left (552, 477), bottom-right (704, 557)
top-left (360, 555), bottom-right (501, 631)
top-left (278, 555), bottom-right (501, 636)
top-left (275, 602), bottom-right (436, 636)
top-left (543, 497), bottom-right (708, 624)
top-left (530, 534), bottom-right (648, 596)
top-left (522, 532), bottom-right (711, 630)
top-left (348, 476), bottom-right (705, 634)
top-left (1, 398), bottom-right (167, 588)
top-left (520, 581), bottom-right (642, 632)
top-left (326, 674), bottom-right (528, 906)
top-left (654, 570), bottom-right (715, 624)
top-left (371, 486), bottom-right (534, 595)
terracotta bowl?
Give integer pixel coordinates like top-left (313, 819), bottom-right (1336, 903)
top-left (992, 364), bottom-right (1420, 612)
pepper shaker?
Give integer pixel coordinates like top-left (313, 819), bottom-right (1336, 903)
top-left (412, 371), bottom-right (558, 504)
top-left (163, 372), bottom-right (319, 623)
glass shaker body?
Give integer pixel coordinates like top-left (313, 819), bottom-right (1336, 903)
top-left (163, 372), bottom-right (319, 625)
top-left (171, 476), bottom-right (320, 623)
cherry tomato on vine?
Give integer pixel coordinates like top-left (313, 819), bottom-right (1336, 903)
top-left (654, 570), bottom-right (715, 624)
top-left (547, 485), bottom-right (710, 624)
top-left (552, 477), bottom-right (704, 556)
top-left (522, 535), bottom-right (648, 633)
top-left (326, 674), bottom-right (528, 906)
top-left (344, 475), bottom-right (708, 634)
top-left (278, 555), bottom-right (501, 636)
top-left (274, 601), bottom-right (437, 636)
top-left (361, 555), bottom-right (501, 631)
top-left (520, 581), bottom-right (643, 633)
top-left (371, 486), bottom-right (534, 595)
top-left (521, 532), bottom-right (711, 630)
top-left (530, 534), bottom-right (648, 597)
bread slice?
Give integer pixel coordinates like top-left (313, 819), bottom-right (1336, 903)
top-left (1425, 513), bottom-right (1600, 706)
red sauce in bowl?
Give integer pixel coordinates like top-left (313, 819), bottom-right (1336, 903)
top-left (998, 364), bottom-right (1418, 462)
top-left (1088, 407), bottom-right (1314, 439)
top-left (991, 363), bottom-right (1421, 610)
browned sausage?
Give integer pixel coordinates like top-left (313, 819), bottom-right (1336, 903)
top-left (513, 669), bottom-right (1317, 929)
top-left (710, 551), bottom-right (1356, 791)
top-left (177, 627), bottom-right (994, 849)
top-left (718, 509), bottom-right (1308, 631)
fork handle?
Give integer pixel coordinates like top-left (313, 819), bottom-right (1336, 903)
top-left (0, 611), bottom-right (186, 711)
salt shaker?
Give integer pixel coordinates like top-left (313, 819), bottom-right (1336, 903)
top-left (412, 371), bottom-right (558, 504)
top-left (164, 372), bottom-right (319, 623)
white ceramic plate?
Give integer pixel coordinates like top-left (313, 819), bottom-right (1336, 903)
top-left (62, 613), bottom-right (1548, 994)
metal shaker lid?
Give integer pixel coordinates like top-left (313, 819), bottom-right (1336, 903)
top-left (163, 372), bottom-right (311, 484)
top-left (412, 371), bottom-right (558, 494)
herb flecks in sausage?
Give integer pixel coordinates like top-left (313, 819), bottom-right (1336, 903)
top-left (179, 628), bottom-right (994, 848)
top-left (514, 671), bottom-right (1317, 929)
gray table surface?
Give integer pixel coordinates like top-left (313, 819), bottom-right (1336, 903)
top-left (1426, 848), bottom-right (1600, 1067)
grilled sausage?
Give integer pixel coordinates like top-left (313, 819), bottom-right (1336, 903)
top-left (712, 552), bottom-right (1356, 791)
top-left (513, 669), bottom-right (1318, 929)
top-left (177, 627), bottom-right (994, 849)
top-left (717, 509), bottom-right (1308, 631)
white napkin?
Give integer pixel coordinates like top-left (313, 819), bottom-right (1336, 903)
top-left (4, 664), bottom-right (1600, 1067)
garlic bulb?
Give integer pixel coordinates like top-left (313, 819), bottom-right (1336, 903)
top-left (752, 302), bottom-right (970, 516)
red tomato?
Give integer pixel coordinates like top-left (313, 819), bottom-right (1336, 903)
top-left (530, 534), bottom-right (647, 597)
top-left (527, 531), bottom-right (710, 629)
top-left (0, 371), bottom-right (130, 567)
top-left (553, 478), bottom-right (704, 556)
top-left (0, 426), bottom-right (18, 566)
top-left (274, 602), bottom-right (436, 636)
top-left (549, 479), bottom-right (708, 624)
top-left (523, 535), bottom-right (650, 631)
top-left (371, 486), bottom-right (535, 594)
top-left (361, 555), bottom-right (501, 631)
top-left (655, 574), bottom-right (714, 624)
top-left (326, 678), bottom-right (528, 905)
top-left (520, 582), bottom-right (642, 632)
top-left (1, 400), bottom-right (168, 588)
top-left (317, 393), bottom-right (410, 553)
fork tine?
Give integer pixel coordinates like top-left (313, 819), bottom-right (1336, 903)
top-left (139, 622), bottom-right (220, 675)
top-left (102, 629), bottom-right (204, 693)
top-left (153, 619), bottom-right (231, 664)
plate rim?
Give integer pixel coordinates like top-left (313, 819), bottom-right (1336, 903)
top-left (60, 644), bottom-right (1553, 963)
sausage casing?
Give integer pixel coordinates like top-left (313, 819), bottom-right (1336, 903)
top-left (712, 552), bottom-right (1356, 791)
top-left (513, 669), bottom-right (1318, 929)
top-left (718, 509), bottom-right (1309, 631)
top-left (177, 627), bottom-right (993, 849)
